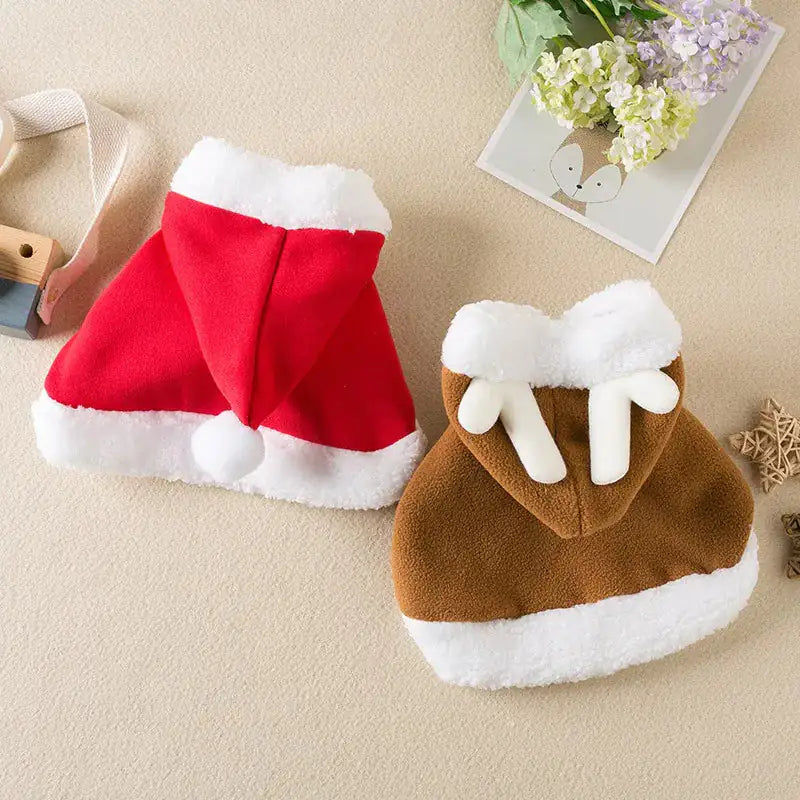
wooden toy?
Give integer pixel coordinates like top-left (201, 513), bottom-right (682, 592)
top-left (0, 89), bottom-right (128, 338)
top-left (0, 224), bottom-right (64, 338)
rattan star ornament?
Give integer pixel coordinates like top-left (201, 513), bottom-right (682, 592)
top-left (729, 398), bottom-right (800, 493)
top-left (781, 514), bottom-right (800, 579)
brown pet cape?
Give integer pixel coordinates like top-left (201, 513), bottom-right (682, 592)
top-left (392, 281), bottom-right (756, 689)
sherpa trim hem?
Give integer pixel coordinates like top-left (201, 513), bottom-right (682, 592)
top-left (170, 137), bottom-right (392, 235)
top-left (402, 530), bottom-right (758, 689)
top-left (441, 280), bottom-right (682, 388)
top-left (32, 391), bottom-right (426, 510)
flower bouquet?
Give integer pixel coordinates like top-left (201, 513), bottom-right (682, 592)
top-left (496, 0), bottom-right (769, 170)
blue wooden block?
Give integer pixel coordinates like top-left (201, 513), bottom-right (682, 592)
top-left (0, 278), bottom-right (41, 338)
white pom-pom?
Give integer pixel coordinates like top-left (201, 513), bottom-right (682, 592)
top-left (191, 410), bottom-right (265, 483)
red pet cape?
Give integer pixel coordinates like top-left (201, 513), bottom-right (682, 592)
top-left (33, 138), bottom-right (425, 509)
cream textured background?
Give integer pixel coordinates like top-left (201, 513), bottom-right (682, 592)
top-left (1, 1), bottom-right (798, 797)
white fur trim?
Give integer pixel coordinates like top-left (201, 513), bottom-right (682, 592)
top-left (403, 531), bottom-right (758, 689)
top-left (32, 392), bottom-right (425, 510)
top-left (170, 137), bottom-right (392, 235)
top-left (441, 280), bottom-right (682, 388)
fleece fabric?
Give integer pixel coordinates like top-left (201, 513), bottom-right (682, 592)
top-left (33, 138), bottom-right (426, 509)
top-left (393, 364), bottom-right (753, 621)
top-left (392, 282), bottom-right (756, 687)
top-left (5, 1), bottom-right (795, 792)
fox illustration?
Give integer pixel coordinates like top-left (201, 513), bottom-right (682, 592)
top-left (549, 126), bottom-right (626, 216)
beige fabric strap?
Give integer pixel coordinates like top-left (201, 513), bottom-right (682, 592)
top-left (1, 89), bottom-right (128, 323)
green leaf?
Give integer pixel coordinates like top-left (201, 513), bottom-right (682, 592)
top-left (573, 0), bottom-right (634, 19)
top-left (495, 0), bottom-right (571, 85)
top-left (608, 0), bottom-right (636, 13)
top-left (630, 4), bottom-right (665, 20)
top-left (541, 0), bottom-right (571, 16)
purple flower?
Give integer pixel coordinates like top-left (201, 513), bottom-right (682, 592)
top-left (697, 21), bottom-right (727, 49)
top-left (637, 41), bottom-right (662, 63)
top-left (629, 0), bottom-right (769, 105)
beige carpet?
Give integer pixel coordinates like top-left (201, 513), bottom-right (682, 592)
top-left (2, 1), bottom-right (798, 797)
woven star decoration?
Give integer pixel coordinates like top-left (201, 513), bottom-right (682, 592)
top-left (729, 398), bottom-right (800, 493)
top-left (781, 514), bottom-right (800, 580)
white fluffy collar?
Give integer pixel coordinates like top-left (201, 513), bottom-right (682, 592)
top-left (171, 137), bottom-right (391, 234)
top-left (441, 280), bottom-right (682, 388)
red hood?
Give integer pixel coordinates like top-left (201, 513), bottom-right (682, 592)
top-left (161, 191), bottom-right (385, 428)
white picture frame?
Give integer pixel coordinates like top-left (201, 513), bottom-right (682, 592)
top-left (476, 23), bottom-right (784, 264)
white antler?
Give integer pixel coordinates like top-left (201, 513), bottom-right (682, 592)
top-left (458, 379), bottom-right (567, 484)
top-left (457, 370), bottom-right (678, 487)
top-left (588, 369), bottom-right (680, 486)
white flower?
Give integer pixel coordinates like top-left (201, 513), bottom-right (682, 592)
top-left (610, 35), bottom-right (635, 57)
top-left (572, 85), bottom-right (597, 113)
top-left (672, 36), bottom-right (700, 59)
top-left (605, 81), bottom-right (633, 108)
top-left (644, 87), bottom-right (666, 120)
top-left (608, 137), bottom-right (635, 169)
top-left (537, 52), bottom-right (558, 79)
top-left (628, 122), bottom-right (652, 150)
top-left (610, 56), bottom-right (637, 83)
top-left (551, 62), bottom-right (576, 87)
top-left (530, 82), bottom-right (545, 110)
top-left (574, 46), bottom-right (602, 75)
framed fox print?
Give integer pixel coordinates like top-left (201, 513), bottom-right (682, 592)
top-left (476, 22), bottom-right (783, 264)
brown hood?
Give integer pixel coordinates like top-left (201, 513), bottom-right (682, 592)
top-left (441, 357), bottom-right (685, 539)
